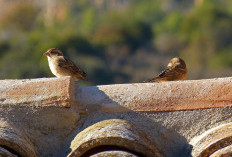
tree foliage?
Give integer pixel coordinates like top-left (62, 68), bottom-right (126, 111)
top-left (0, 0), bottom-right (232, 84)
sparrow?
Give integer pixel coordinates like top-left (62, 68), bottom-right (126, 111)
top-left (44, 48), bottom-right (88, 81)
top-left (144, 57), bottom-right (187, 82)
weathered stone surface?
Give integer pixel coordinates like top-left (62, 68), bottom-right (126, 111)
top-left (75, 106), bottom-right (232, 157)
top-left (0, 147), bottom-right (17, 157)
top-left (0, 77), bottom-right (231, 157)
top-left (0, 77), bottom-right (80, 157)
top-left (210, 145), bottom-right (232, 157)
top-left (190, 122), bottom-right (232, 157)
top-left (68, 119), bottom-right (163, 157)
top-left (0, 77), bottom-right (75, 107)
top-left (90, 151), bottom-right (139, 157)
top-left (0, 122), bottom-right (37, 157)
top-left (76, 77), bottom-right (232, 112)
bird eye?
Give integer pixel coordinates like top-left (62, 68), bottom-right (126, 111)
top-left (51, 51), bottom-right (57, 55)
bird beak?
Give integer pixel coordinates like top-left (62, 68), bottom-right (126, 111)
top-left (43, 52), bottom-right (50, 56)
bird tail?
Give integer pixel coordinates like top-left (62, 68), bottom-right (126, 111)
top-left (83, 77), bottom-right (96, 85)
top-left (143, 78), bottom-right (157, 83)
top-left (83, 76), bottom-right (91, 82)
top-left (143, 77), bottom-right (162, 83)
top-left (143, 79), bottom-right (151, 83)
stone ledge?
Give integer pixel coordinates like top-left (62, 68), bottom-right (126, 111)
top-left (0, 77), bottom-right (80, 157)
top-left (1, 77), bottom-right (232, 112)
top-left (0, 77), bottom-right (75, 108)
top-left (0, 77), bottom-right (231, 156)
top-left (76, 77), bottom-right (232, 112)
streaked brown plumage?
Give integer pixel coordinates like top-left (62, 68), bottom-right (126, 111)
top-left (144, 57), bottom-right (187, 82)
top-left (44, 48), bottom-right (88, 81)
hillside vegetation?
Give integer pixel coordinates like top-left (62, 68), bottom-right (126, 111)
top-left (0, 0), bottom-right (232, 85)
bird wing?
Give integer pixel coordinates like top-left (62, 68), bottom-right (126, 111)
top-left (143, 69), bottom-right (171, 82)
top-left (58, 57), bottom-right (87, 79)
top-left (154, 67), bottom-right (186, 81)
top-left (145, 69), bottom-right (171, 81)
top-left (158, 68), bottom-right (171, 78)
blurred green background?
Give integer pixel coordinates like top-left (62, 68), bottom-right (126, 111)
top-left (0, 0), bottom-right (232, 85)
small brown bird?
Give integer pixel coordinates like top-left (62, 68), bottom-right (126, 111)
top-left (144, 57), bottom-right (187, 82)
top-left (44, 48), bottom-right (88, 81)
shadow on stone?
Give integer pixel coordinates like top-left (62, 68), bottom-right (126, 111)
top-left (66, 85), bottom-right (193, 157)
